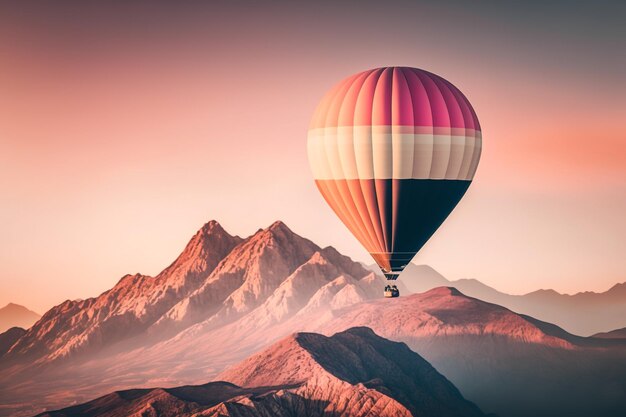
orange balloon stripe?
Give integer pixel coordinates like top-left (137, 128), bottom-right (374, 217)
top-left (334, 179), bottom-right (380, 252)
top-left (315, 181), bottom-right (374, 252)
top-left (356, 178), bottom-right (387, 253)
top-left (345, 179), bottom-right (385, 253)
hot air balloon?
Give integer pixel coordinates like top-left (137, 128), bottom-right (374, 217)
top-left (307, 67), bottom-right (481, 297)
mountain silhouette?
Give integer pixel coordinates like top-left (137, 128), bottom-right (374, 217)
top-left (593, 326), bottom-right (626, 339)
top-left (396, 264), bottom-right (626, 336)
top-left (0, 303), bottom-right (40, 333)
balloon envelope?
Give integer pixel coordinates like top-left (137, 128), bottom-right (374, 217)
top-left (307, 67), bottom-right (481, 280)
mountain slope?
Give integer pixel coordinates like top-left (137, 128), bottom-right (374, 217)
top-left (0, 221), bottom-right (379, 417)
top-left (36, 382), bottom-right (283, 417)
top-left (314, 288), bottom-right (626, 417)
top-left (152, 221), bottom-right (322, 330)
top-left (220, 327), bottom-right (486, 417)
top-left (0, 327), bottom-right (25, 357)
top-left (2, 220), bottom-right (625, 417)
top-left (4, 221), bottom-right (242, 364)
top-left (319, 287), bottom-right (576, 348)
top-left (39, 328), bottom-right (486, 417)
top-left (88, 244), bottom-right (382, 388)
top-left (399, 264), bottom-right (626, 336)
top-left (0, 303), bottom-right (40, 333)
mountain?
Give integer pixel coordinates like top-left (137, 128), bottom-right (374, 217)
top-left (0, 327), bottom-right (26, 357)
top-left (314, 288), bottom-right (626, 417)
top-left (2, 220), bottom-right (625, 417)
top-left (36, 383), bottom-right (279, 417)
top-left (593, 327), bottom-right (626, 339)
top-left (149, 220), bottom-right (321, 330)
top-left (37, 328), bottom-right (487, 417)
top-left (219, 327), bottom-right (486, 417)
top-left (0, 221), bottom-right (384, 417)
top-left (4, 220), bottom-right (243, 363)
top-left (0, 303), bottom-right (40, 333)
top-left (398, 264), bottom-right (626, 336)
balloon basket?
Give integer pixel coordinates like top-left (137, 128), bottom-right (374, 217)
top-left (383, 285), bottom-right (400, 298)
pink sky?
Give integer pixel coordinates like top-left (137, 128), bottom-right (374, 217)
top-left (1, 2), bottom-right (625, 312)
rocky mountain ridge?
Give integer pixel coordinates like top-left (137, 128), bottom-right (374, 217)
top-left (37, 328), bottom-right (487, 417)
top-left (1, 220), bottom-right (625, 417)
top-left (0, 220), bottom-right (383, 416)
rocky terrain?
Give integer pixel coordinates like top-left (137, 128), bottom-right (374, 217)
top-left (37, 328), bottom-right (487, 417)
top-left (1, 220), bottom-right (625, 417)
top-left (0, 221), bottom-right (386, 416)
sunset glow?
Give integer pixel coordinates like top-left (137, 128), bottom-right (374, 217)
top-left (1, 1), bottom-right (625, 312)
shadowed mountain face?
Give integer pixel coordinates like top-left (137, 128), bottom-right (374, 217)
top-left (1, 220), bottom-right (625, 417)
top-left (0, 327), bottom-right (26, 357)
top-left (0, 303), bottom-right (40, 333)
top-left (397, 264), bottom-right (626, 336)
top-left (37, 328), bottom-right (487, 417)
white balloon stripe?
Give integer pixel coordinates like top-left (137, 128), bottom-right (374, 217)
top-left (308, 126), bottom-right (480, 181)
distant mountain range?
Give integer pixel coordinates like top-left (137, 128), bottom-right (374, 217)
top-left (0, 303), bottom-right (40, 333)
top-left (593, 327), bottom-right (626, 339)
top-left (37, 327), bottom-right (487, 417)
top-left (0, 220), bottom-right (624, 417)
top-left (393, 264), bottom-right (626, 336)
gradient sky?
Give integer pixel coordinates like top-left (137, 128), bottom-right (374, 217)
top-left (1, 1), bottom-right (625, 313)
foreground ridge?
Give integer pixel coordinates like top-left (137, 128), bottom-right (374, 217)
top-left (37, 327), bottom-right (486, 417)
